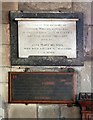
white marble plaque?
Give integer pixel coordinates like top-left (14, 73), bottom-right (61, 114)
top-left (18, 19), bottom-right (76, 58)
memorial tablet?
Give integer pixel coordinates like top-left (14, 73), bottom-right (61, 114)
top-left (10, 12), bottom-right (83, 66)
top-left (17, 19), bottom-right (77, 58)
top-left (8, 72), bottom-right (76, 104)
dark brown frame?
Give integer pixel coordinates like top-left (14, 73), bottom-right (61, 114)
top-left (8, 72), bottom-right (76, 104)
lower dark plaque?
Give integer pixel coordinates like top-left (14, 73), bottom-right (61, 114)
top-left (8, 72), bottom-right (76, 104)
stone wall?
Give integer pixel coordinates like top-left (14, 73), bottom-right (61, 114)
top-left (0, 1), bottom-right (92, 119)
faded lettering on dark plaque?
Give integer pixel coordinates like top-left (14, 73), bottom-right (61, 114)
top-left (18, 19), bottom-right (76, 58)
top-left (9, 72), bottom-right (75, 103)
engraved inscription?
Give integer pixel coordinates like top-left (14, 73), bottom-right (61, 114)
top-left (18, 19), bottom-right (76, 58)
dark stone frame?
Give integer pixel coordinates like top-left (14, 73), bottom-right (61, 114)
top-left (10, 11), bottom-right (84, 66)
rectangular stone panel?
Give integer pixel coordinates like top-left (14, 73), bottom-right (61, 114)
top-left (10, 12), bottom-right (84, 66)
top-left (18, 2), bottom-right (72, 11)
top-left (8, 104), bottom-right (37, 118)
top-left (60, 105), bottom-right (81, 118)
top-left (38, 104), bottom-right (59, 118)
top-left (18, 19), bottom-right (77, 58)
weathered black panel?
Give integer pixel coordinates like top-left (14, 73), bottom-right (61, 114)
top-left (10, 11), bottom-right (84, 66)
top-left (8, 72), bottom-right (76, 104)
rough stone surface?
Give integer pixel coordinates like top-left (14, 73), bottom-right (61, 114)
top-left (18, 2), bottom-right (72, 11)
top-left (0, 108), bottom-right (4, 118)
top-left (38, 104), bottom-right (59, 118)
top-left (84, 25), bottom-right (92, 60)
top-left (60, 105), bottom-right (81, 118)
top-left (0, 83), bottom-right (8, 103)
top-left (73, 2), bottom-right (91, 25)
top-left (2, 2), bottom-right (18, 23)
top-left (0, 83), bottom-right (2, 97)
top-left (3, 103), bottom-right (8, 118)
top-left (0, 24), bottom-right (2, 45)
top-left (0, 94), bottom-right (2, 108)
top-left (91, 0), bottom-right (93, 25)
top-left (2, 24), bottom-right (10, 45)
top-left (8, 104), bottom-right (37, 118)
top-left (80, 61), bottom-right (91, 92)
top-left (0, 67), bottom-right (11, 83)
top-left (0, 45), bottom-right (2, 66)
top-left (92, 26), bottom-right (93, 58)
top-left (0, 45), bottom-right (10, 66)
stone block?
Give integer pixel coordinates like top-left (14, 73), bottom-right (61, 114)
top-left (0, 83), bottom-right (2, 99)
top-left (0, 117), bottom-right (2, 120)
top-left (2, 11), bottom-right (9, 24)
top-left (91, 2), bottom-right (93, 25)
top-left (0, 24), bottom-right (2, 45)
top-left (18, 2), bottom-right (72, 11)
top-left (92, 26), bottom-right (93, 50)
top-left (80, 61), bottom-right (91, 92)
top-left (0, 83), bottom-right (8, 103)
top-left (8, 104), bottom-right (37, 118)
top-left (0, 67), bottom-right (11, 83)
top-left (0, 45), bottom-right (10, 66)
top-left (60, 105), bottom-right (81, 118)
top-left (2, 24), bottom-right (10, 45)
top-left (84, 25), bottom-right (92, 60)
top-left (0, 95), bottom-right (2, 108)
top-left (0, 108), bottom-right (4, 118)
top-left (91, 26), bottom-right (93, 59)
top-left (0, 45), bottom-right (2, 66)
top-left (2, 2), bottom-right (18, 23)
top-left (73, 2), bottom-right (92, 25)
top-left (38, 104), bottom-right (59, 118)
